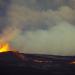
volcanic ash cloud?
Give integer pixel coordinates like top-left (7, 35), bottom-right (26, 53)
top-left (7, 2), bottom-right (75, 56)
top-left (10, 22), bottom-right (75, 56)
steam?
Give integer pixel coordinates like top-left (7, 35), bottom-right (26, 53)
top-left (3, 2), bottom-right (75, 56)
top-left (10, 22), bottom-right (75, 56)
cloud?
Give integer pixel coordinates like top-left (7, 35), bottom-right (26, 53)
top-left (8, 5), bottom-right (75, 30)
top-left (11, 0), bottom-right (75, 10)
top-left (11, 0), bottom-right (64, 10)
top-left (10, 22), bottom-right (75, 56)
top-left (2, 2), bottom-right (75, 56)
top-left (67, 0), bottom-right (75, 9)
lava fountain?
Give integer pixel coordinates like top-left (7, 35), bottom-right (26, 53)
top-left (0, 43), bottom-right (10, 53)
top-left (0, 42), bottom-right (16, 53)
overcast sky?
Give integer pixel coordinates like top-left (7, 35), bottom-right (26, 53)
top-left (0, 0), bottom-right (75, 31)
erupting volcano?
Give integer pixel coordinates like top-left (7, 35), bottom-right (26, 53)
top-left (0, 43), bottom-right (13, 53)
top-left (0, 42), bottom-right (25, 66)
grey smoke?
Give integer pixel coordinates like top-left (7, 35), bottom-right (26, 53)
top-left (3, 0), bottom-right (75, 56)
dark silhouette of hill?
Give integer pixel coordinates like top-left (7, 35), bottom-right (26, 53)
top-left (0, 51), bottom-right (75, 74)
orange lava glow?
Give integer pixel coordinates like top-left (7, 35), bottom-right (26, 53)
top-left (69, 61), bottom-right (75, 64)
top-left (33, 60), bottom-right (48, 63)
top-left (0, 42), bottom-right (24, 61)
top-left (0, 43), bottom-right (10, 52)
top-left (0, 43), bottom-right (15, 53)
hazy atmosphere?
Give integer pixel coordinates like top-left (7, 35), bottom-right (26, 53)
top-left (0, 0), bottom-right (75, 56)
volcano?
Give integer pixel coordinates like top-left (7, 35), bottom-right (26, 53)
top-left (0, 42), bottom-right (25, 66)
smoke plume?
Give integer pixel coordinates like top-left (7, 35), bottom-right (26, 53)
top-left (2, 1), bottom-right (75, 56)
top-left (10, 22), bottom-right (75, 56)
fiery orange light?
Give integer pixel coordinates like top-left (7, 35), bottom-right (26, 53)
top-left (0, 43), bottom-right (10, 53)
top-left (34, 60), bottom-right (48, 63)
top-left (0, 43), bottom-right (16, 53)
top-left (69, 61), bottom-right (75, 64)
top-left (0, 42), bottom-right (24, 61)
top-left (0, 26), bottom-right (20, 53)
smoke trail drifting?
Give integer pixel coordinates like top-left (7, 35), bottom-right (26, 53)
top-left (9, 22), bottom-right (75, 56)
top-left (2, 1), bottom-right (75, 56)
